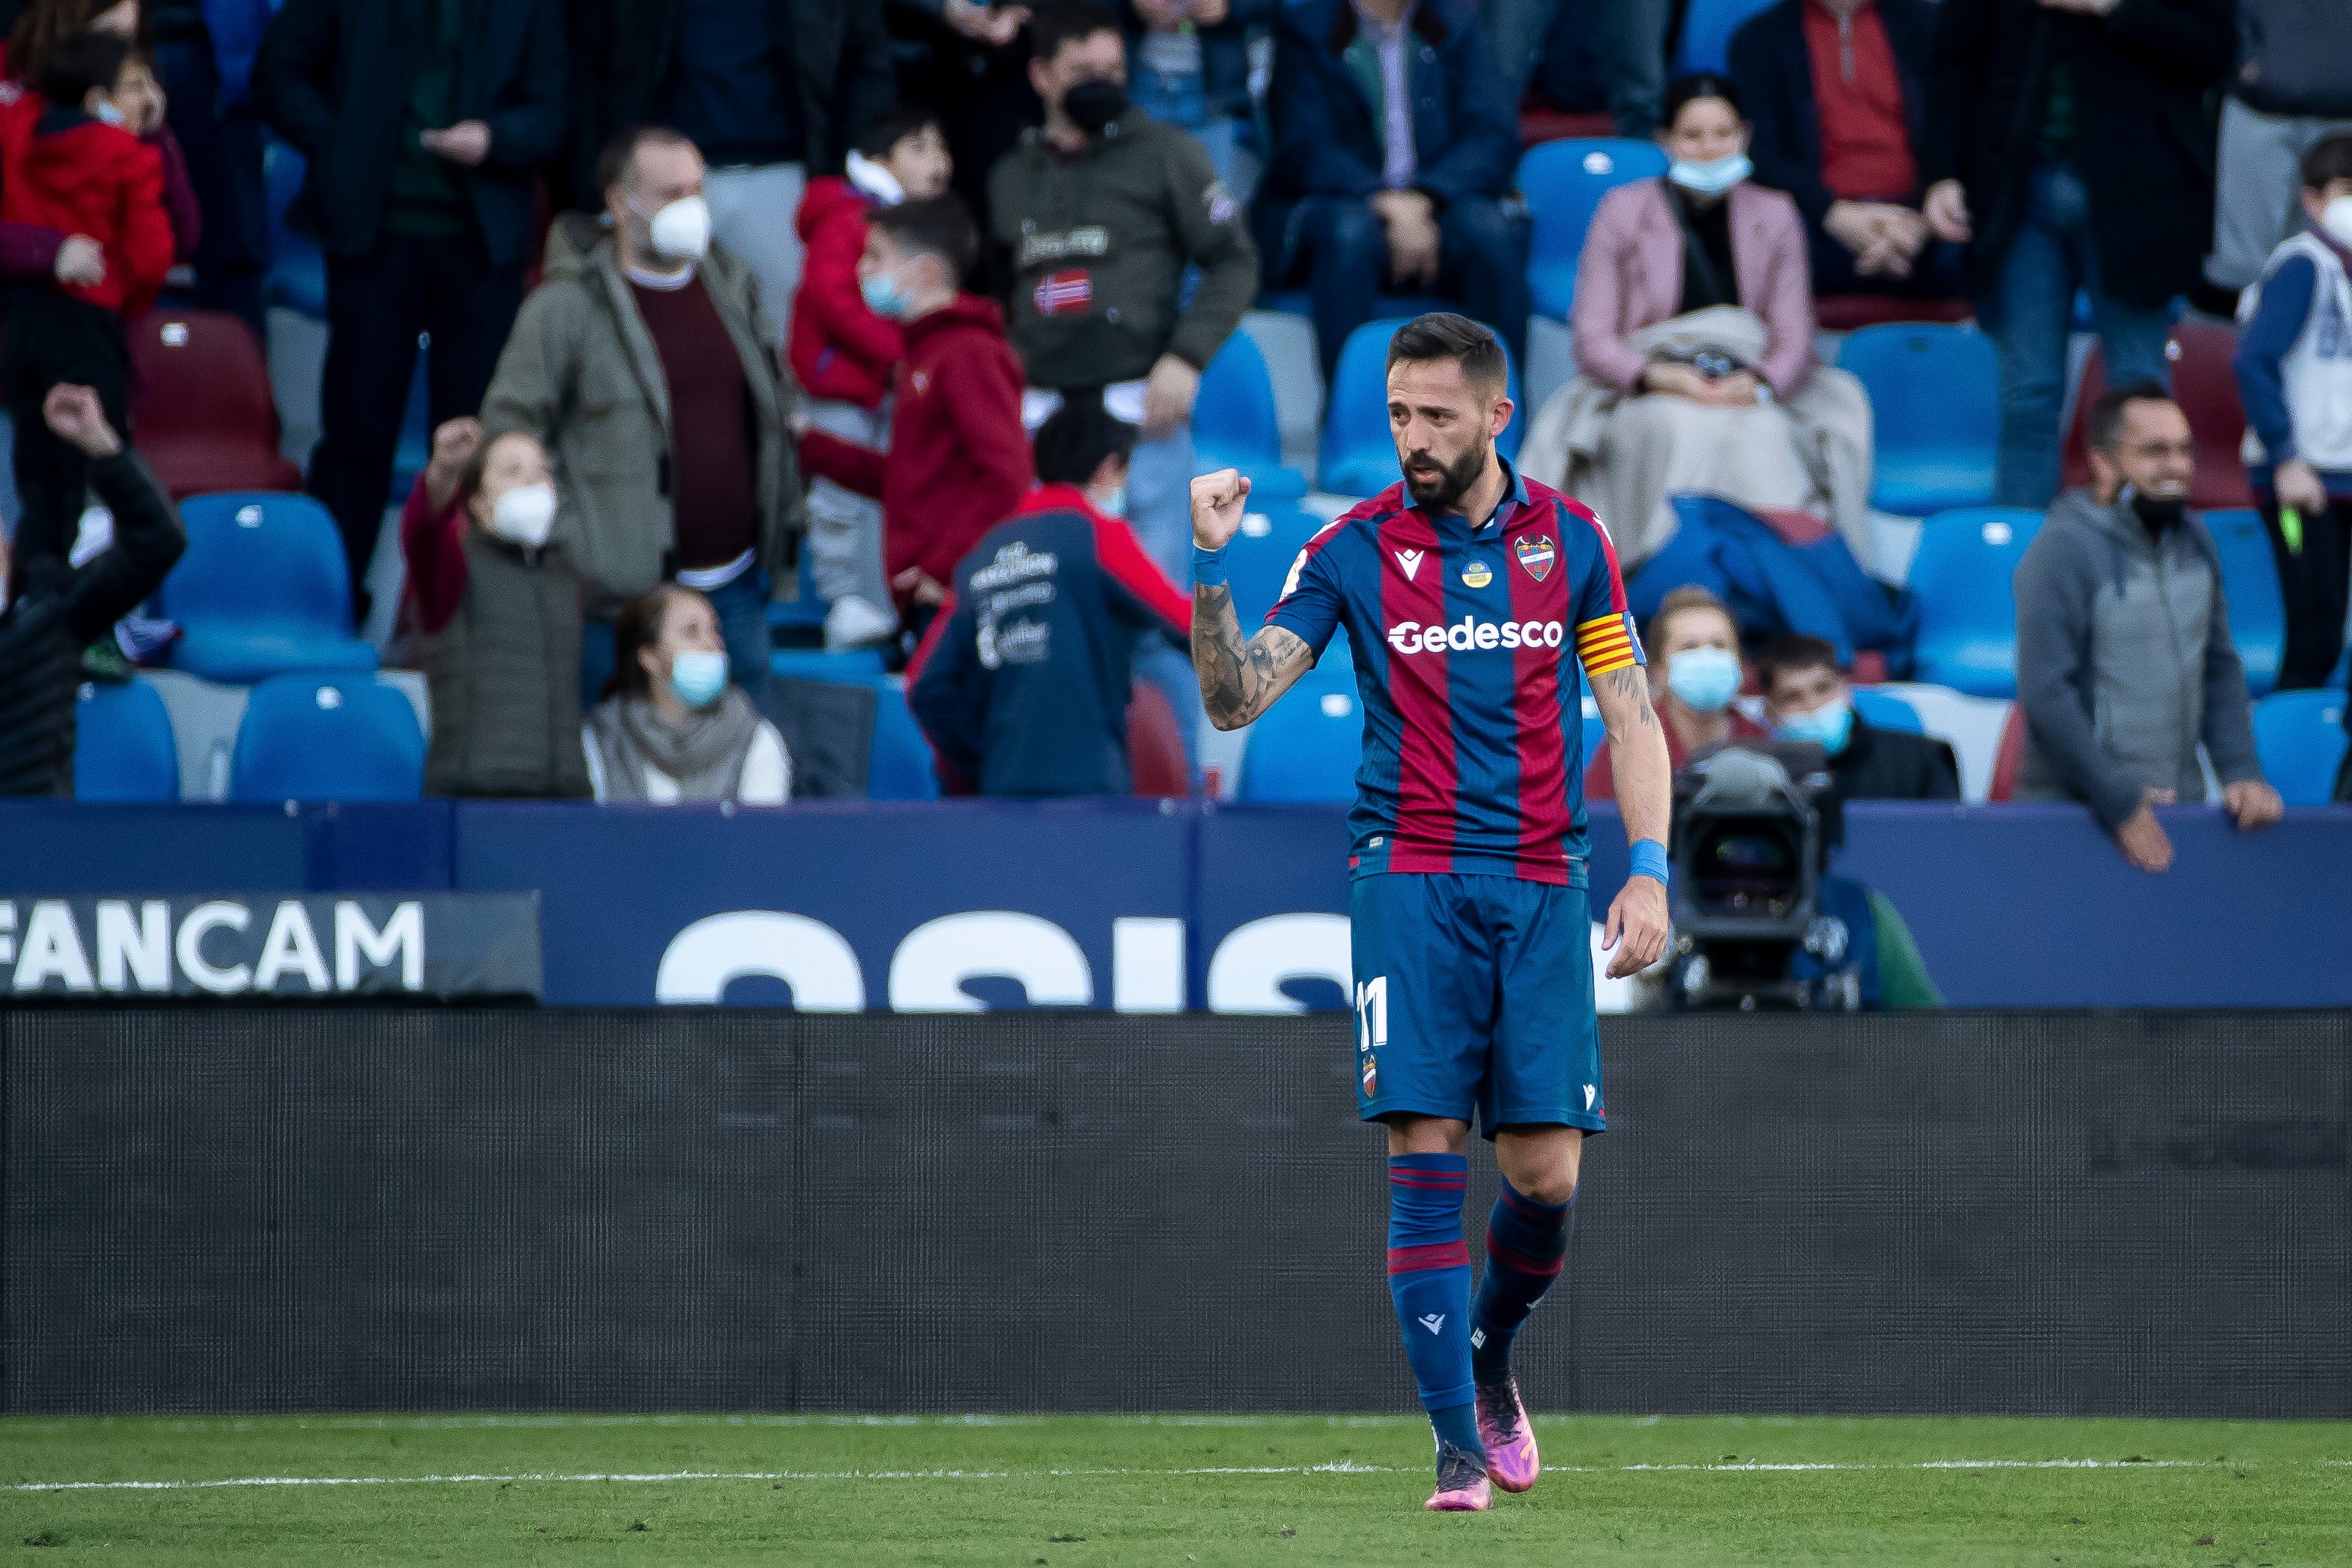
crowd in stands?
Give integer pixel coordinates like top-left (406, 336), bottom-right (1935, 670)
top-left (1, 0), bottom-right (2348, 873)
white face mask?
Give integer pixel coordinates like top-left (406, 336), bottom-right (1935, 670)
top-left (2322, 195), bottom-right (2352, 251)
top-left (645, 194), bottom-right (712, 262)
top-left (487, 482), bottom-right (557, 548)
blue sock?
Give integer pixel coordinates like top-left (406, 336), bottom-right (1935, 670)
top-left (1387, 1154), bottom-right (1482, 1459)
top-left (1470, 1179), bottom-right (1573, 1383)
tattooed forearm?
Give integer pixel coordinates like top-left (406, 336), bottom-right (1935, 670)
top-left (1604, 666), bottom-right (1663, 731)
top-left (1193, 584), bottom-right (1314, 730)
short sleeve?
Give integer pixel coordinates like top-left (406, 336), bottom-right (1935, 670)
top-left (1568, 506), bottom-right (1643, 678)
top-left (1263, 531), bottom-right (1345, 659)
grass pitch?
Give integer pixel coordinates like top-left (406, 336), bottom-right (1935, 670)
top-left (2, 1412), bottom-right (2347, 1566)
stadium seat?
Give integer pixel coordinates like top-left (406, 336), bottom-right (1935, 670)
top-left (1675, 0), bottom-right (1782, 72)
top-left (1851, 687), bottom-right (1924, 734)
top-left (262, 138), bottom-right (326, 320)
top-left (2198, 509), bottom-right (2286, 698)
top-left (1907, 507), bottom-right (2043, 698)
top-left (1814, 296), bottom-right (1973, 332)
top-left (162, 493), bottom-right (380, 684)
top-left (228, 675), bottom-right (424, 801)
top-left (867, 676), bottom-right (941, 801)
top-left (74, 679), bottom-right (180, 801)
top-left (2252, 689), bottom-right (2348, 806)
top-left (1319, 319), bottom-right (1523, 498)
top-left (1237, 662), bottom-right (1365, 802)
top-left (1839, 324), bottom-right (1999, 516)
top-left (1987, 701), bottom-right (2026, 801)
top-left (129, 310), bottom-right (304, 500)
top-left (2060, 321), bottom-right (2254, 510)
top-left (1127, 682), bottom-right (1190, 796)
top-left (769, 647), bottom-right (886, 683)
top-left (1518, 106), bottom-right (1615, 148)
top-left (1195, 331), bottom-right (1308, 500)
top-left (1518, 138), bottom-right (1668, 320)
top-left (1225, 504), bottom-right (1329, 629)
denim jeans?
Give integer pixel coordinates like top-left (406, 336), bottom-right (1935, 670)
top-left (1980, 163), bottom-right (2176, 508)
top-left (1126, 425), bottom-right (1206, 781)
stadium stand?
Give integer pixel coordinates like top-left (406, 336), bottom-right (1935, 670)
top-left (1319, 318), bottom-right (1524, 498)
top-left (1127, 684), bottom-right (1192, 798)
top-left (161, 494), bottom-right (380, 684)
top-left (1223, 504), bottom-right (1328, 629)
top-left (1675, 0), bottom-right (1784, 73)
top-left (129, 311), bottom-right (304, 500)
top-left (1837, 324), bottom-right (2000, 516)
top-left (867, 677), bottom-right (943, 802)
top-left (771, 648), bottom-right (889, 684)
top-left (262, 139), bottom-right (326, 321)
top-left (227, 675), bottom-right (426, 802)
top-left (1905, 507), bottom-right (2042, 698)
top-left (2200, 508), bottom-right (2288, 698)
top-left (72, 679), bottom-right (182, 802)
top-left (1194, 331), bottom-right (1309, 501)
top-left (1237, 662), bottom-right (1363, 803)
top-left (1518, 137), bottom-right (1668, 321)
top-left (1851, 687), bottom-right (1924, 735)
top-left (2060, 319), bottom-right (2256, 511)
top-left (2252, 689), bottom-right (2348, 808)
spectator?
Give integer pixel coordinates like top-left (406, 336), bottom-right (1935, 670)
top-left (2233, 132), bottom-right (2352, 692)
top-left (1254, 0), bottom-right (1526, 384)
top-left (1729, 0), bottom-right (1964, 301)
top-left (990, 0), bottom-right (1254, 586)
top-left (1587, 584), bottom-right (1770, 800)
top-left (0, 385), bottom-right (184, 797)
top-left (1920, 0), bottom-right (2233, 509)
top-left (1526, 0), bottom-right (1608, 123)
top-left (584, 582), bottom-right (793, 804)
top-left (254, 0), bottom-right (568, 608)
top-left (2206, 0), bottom-right (2352, 298)
top-left (2014, 384), bottom-right (2284, 872)
top-left (788, 104), bottom-right (954, 653)
top-left (1756, 632), bottom-right (1959, 801)
top-left (1521, 74), bottom-right (1873, 572)
top-left (1118, 0), bottom-right (1275, 189)
top-left (801, 196), bottom-right (1032, 630)
top-left (1595, 0), bottom-right (1668, 140)
top-left (886, 1), bottom-right (1039, 239)
top-left (907, 398), bottom-right (1190, 795)
top-left (151, 0), bottom-right (271, 332)
top-left (483, 126), bottom-right (806, 710)
top-left (400, 419), bottom-right (590, 799)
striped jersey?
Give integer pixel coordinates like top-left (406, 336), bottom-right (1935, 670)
top-left (1265, 465), bottom-right (1642, 887)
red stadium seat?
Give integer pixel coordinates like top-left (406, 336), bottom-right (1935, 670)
top-left (2059, 319), bottom-right (2253, 510)
top-left (1814, 295), bottom-right (1972, 332)
top-left (1987, 701), bottom-right (2026, 802)
top-left (1518, 105), bottom-right (1615, 147)
top-left (130, 309), bottom-right (304, 500)
top-left (1127, 681), bottom-right (1191, 798)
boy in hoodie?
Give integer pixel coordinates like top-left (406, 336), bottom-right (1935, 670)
top-left (788, 104), bottom-right (953, 652)
top-left (798, 195), bottom-right (1032, 638)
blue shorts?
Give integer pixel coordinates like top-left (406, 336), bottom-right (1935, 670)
top-left (1348, 871), bottom-right (1606, 1138)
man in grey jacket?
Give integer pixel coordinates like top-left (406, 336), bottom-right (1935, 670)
top-left (2014, 384), bottom-right (2284, 872)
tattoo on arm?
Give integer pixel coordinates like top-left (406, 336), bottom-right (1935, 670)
top-left (1605, 666), bottom-right (1662, 731)
top-left (1193, 583), bottom-right (1315, 729)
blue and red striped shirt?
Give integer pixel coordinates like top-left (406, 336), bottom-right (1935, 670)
top-left (1266, 464), bottom-right (1641, 887)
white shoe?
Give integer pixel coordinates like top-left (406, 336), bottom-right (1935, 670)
top-left (824, 595), bottom-right (896, 651)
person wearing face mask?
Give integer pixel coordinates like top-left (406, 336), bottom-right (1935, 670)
top-left (582, 582), bottom-right (792, 805)
top-left (2015, 385), bottom-right (2285, 874)
top-left (1756, 633), bottom-right (1958, 803)
top-left (1586, 586), bottom-right (1769, 800)
top-left (483, 126), bottom-right (807, 712)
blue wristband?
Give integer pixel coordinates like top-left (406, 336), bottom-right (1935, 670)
top-left (1629, 838), bottom-right (1670, 890)
top-left (1192, 541), bottom-right (1231, 587)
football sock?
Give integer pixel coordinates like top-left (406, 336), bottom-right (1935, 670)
top-left (1470, 1178), bottom-right (1573, 1383)
top-left (1387, 1153), bottom-right (1483, 1461)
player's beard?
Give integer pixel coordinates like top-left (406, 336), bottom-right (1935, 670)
top-left (1402, 436), bottom-right (1490, 512)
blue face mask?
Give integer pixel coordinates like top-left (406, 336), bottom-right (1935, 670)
top-left (1667, 152), bottom-right (1752, 198)
top-left (1093, 485), bottom-right (1128, 518)
top-left (860, 267), bottom-right (913, 320)
top-left (669, 649), bottom-right (729, 710)
top-left (1778, 692), bottom-right (1854, 757)
top-left (1665, 645), bottom-right (1741, 713)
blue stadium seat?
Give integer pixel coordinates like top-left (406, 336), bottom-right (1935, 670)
top-left (74, 679), bottom-right (179, 801)
top-left (2198, 509), bottom-right (2286, 698)
top-left (262, 139), bottom-right (325, 320)
top-left (1907, 507), bottom-right (2042, 698)
top-left (2252, 689), bottom-right (2347, 806)
top-left (1237, 662), bottom-right (1365, 802)
top-left (868, 676), bottom-right (941, 801)
top-left (1518, 138), bottom-right (1668, 320)
top-left (162, 493), bottom-right (379, 683)
top-left (1224, 504), bottom-right (1330, 629)
top-left (1676, 0), bottom-right (1783, 72)
top-left (770, 647), bottom-right (887, 683)
top-left (1195, 331), bottom-right (1307, 500)
top-left (1319, 319), bottom-right (1523, 498)
top-left (228, 675), bottom-right (424, 801)
top-left (1851, 687), bottom-right (1923, 734)
top-left (1840, 324), bottom-right (1999, 515)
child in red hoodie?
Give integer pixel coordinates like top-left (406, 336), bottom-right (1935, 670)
top-left (798, 196), bottom-right (1032, 640)
top-left (788, 105), bottom-right (953, 652)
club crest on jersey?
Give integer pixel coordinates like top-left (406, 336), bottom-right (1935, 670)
top-left (1515, 534), bottom-right (1557, 581)
top-left (1460, 559), bottom-right (1493, 589)
top-left (1393, 548), bottom-right (1424, 581)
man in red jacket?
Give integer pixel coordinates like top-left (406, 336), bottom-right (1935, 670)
top-left (798, 195), bottom-right (1032, 639)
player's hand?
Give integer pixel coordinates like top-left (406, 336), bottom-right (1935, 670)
top-left (1190, 468), bottom-right (1251, 550)
top-left (54, 234), bottom-right (105, 286)
top-left (1602, 873), bottom-right (1669, 979)
top-left (2223, 777), bottom-right (2284, 831)
top-left (42, 384), bottom-right (121, 457)
top-left (2114, 798), bottom-right (2173, 873)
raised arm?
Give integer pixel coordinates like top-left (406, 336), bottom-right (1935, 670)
top-left (1190, 470), bottom-right (1316, 730)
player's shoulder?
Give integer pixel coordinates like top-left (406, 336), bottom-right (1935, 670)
top-left (1519, 479), bottom-right (1624, 581)
top-left (1295, 486), bottom-right (1407, 569)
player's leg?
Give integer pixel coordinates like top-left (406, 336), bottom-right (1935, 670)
top-left (1384, 1114), bottom-right (1488, 1510)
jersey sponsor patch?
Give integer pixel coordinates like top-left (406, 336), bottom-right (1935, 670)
top-left (1034, 270), bottom-right (1094, 316)
top-left (1514, 534), bottom-right (1556, 580)
top-left (1461, 559), bottom-right (1493, 588)
top-left (1574, 611), bottom-right (1645, 674)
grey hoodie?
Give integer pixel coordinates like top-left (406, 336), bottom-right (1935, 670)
top-left (2012, 490), bottom-right (2263, 831)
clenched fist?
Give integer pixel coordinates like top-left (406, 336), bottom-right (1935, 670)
top-left (1190, 468), bottom-right (1251, 551)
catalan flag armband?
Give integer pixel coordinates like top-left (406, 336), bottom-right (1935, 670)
top-left (1573, 612), bottom-right (1645, 676)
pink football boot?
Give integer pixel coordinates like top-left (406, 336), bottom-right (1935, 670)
top-left (1423, 1440), bottom-right (1493, 1511)
top-left (1475, 1376), bottom-right (1540, 1492)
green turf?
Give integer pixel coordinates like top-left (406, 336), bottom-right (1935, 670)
top-left (2, 1412), bottom-right (2347, 1566)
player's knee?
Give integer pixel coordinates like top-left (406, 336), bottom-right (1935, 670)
top-left (1515, 1169), bottom-right (1579, 1207)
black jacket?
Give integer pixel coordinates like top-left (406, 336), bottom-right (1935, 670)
top-left (1829, 716), bottom-right (1961, 806)
top-left (1920, 0), bottom-right (2232, 307)
top-left (0, 453), bottom-right (185, 798)
top-left (1730, 0), bottom-right (1939, 235)
top-left (254, 0), bottom-right (570, 269)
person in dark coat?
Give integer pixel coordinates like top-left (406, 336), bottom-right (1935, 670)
top-left (253, 0), bottom-right (568, 608)
top-left (1758, 634), bottom-right (1961, 803)
top-left (1918, 0), bottom-right (2234, 509)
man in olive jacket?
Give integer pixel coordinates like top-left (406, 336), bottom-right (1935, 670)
top-left (482, 126), bottom-right (804, 709)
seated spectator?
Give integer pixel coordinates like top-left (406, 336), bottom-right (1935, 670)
top-left (1254, 0), bottom-right (1526, 383)
top-left (1727, 0), bottom-right (1962, 301)
top-left (1520, 74), bottom-right (1872, 573)
top-left (484, 125), bottom-right (804, 710)
top-left (2205, 0), bottom-right (2352, 298)
top-left (401, 418), bottom-right (589, 799)
top-left (2233, 132), bottom-right (2352, 692)
top-left (1587, 584), bottom-right (1769, 799)
top-left (583, 582), bottom-right (792, 805)
top-left (907, 400), bottom-right (1191, 796)
top-left (1756, 632), bottom-right (1958, 801)
top-left (1120, 0), bottom-right (1275, 190)
top-left (798, 194), bottom-right (1031, 633)
top-left (790, 104), bottom-right (954, 653)
top-left (2015, 385), bottom-right (2284, 872)
top-left (0, 385), bottom-right (185, 796)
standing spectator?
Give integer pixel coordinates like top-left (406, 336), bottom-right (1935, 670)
top-left (788, 104), bottom-right (954, 652)
top-left (1595, 0), bottom-right (1669, 139)
top-left (584, 581), bottom-right (793, 805)
top-left (1119, 0), bottom-right (1276, 189)
top-left (2205, 0), bottom-right (2352, 297)
top-left (2234, 133), bottom-right (2352, 692)
top-left (1729, 0), bottom-right (1964, 301)
top-left (2014, 384), bottom-right (2284, 871)
top-left (886, 1), bottom-right (1039, 240)
top-left (483, 126), bottom-right (806, 710)
top-left (1920, 0), bottom-right (2233, 509)
top-left (908, 399), bottom-right (1190, 796)
top-left (254, 0), bottom-right (568, 608)
top-left (1254, 0), bottom-right (1526, 383)
top-left (1587, 584), bottom-right (1770, 799)
top-left (401, 419), bottom-right (590, 799)
top-left (1757, 633), bottom-right (1960, 801)
top-left (151, 0), bottom-right (271, 332)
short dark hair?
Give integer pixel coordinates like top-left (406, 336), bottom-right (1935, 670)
top-left (2086, 380), bottom-right (2176, 454)
top-left (2301, 132), bottom-right (2352, 193)
top-left (1662, 72), bottom-right (1742, 130)
top-left (1384, 312), bottom-right (1509, 398)
top-left (1029, 0), bottom-right (1120, 64)
top-left (854, 103), bottom-right (943, 163)
top-left (605, 582), bottom-right (703, 701)
top-left (1755, 633), bottom-right (1843, 692)
top-left (871, 195), bottom-right (979, 288)
top-left (1032, 397), bottom-right (1136, 487)
top-left (38, 30), bottom-right (132, 109)
top-left (597, 124), bottom-right (696, 196)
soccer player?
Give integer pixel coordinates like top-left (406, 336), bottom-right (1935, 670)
top-left (1188, 313), bottom-right (1671, 1511)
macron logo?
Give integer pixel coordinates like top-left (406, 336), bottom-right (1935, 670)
top-left (1394, 548), bottom-right (1424, 581)
top-left (1418, 1313), bottom-right (1445, 1335)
